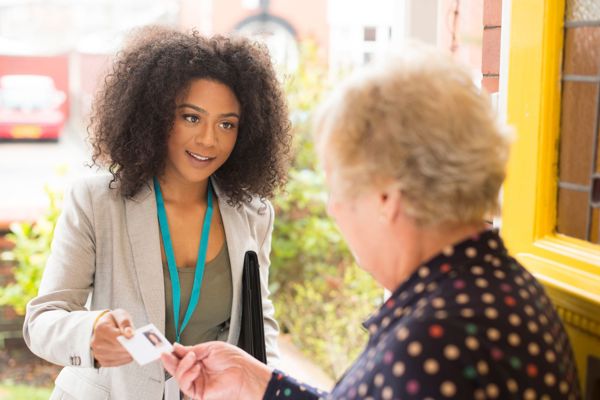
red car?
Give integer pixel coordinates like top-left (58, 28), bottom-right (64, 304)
top-left (0, 74), bottom-right (66, 140)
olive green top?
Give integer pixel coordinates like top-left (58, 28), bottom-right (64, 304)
top-left (163, 244), bottom-right (233, 346)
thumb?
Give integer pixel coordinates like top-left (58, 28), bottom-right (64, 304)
top-left (111, 309), bottom-right (135, 337)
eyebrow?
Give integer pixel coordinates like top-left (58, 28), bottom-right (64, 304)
top-left (177, 103), bottom-right (240, 119)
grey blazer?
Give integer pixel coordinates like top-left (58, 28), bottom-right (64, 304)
top-left (23, 173), bottom-right (280, 400)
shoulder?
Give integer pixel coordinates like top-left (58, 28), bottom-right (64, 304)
top-left (65, 172), bottom-right (125, 210)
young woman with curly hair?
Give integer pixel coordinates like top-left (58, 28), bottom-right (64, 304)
top-left (23, 26), bottom-right (291, 400)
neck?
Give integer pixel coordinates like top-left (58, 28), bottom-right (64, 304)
top-left (157, 171), bottom-right (209, 205)
top-left (386, 221), bottom-right (486, 291)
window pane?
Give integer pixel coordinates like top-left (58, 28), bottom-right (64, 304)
top-left (590, 208), bottom-right (600, 243)
top-left (364, 26), bottom-right (376, 41)
top-left (558, 81), bottom-right (598, 185)
top-left (563, 27), bottom-right (600, 75)
top-left (557, 189), bottom-right (589, 239)
top-left (566, 0), bottom-right (600, 22)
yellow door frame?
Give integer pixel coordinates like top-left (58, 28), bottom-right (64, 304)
top-left (502, 0), bottom-right (600, 390)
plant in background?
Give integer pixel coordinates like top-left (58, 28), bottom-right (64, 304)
top-left (0, 185), bottom-right (62, 315)
top-left (271, 41), bottom-right (382, 379)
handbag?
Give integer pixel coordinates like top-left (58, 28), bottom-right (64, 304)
top-left (238, 251), bottom-right (267, 364)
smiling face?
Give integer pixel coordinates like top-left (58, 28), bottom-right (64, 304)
top-left (163, 79), bottom-right (240, 185)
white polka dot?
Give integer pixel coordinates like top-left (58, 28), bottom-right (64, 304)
top-left (465, 336), bottom-right (479, 350)
top-left (456, 293), bottom-right (469, 304)
top-left (476, 278), bottom-right (489, 288)
top-left (374, 373), bottom-right (385, 387)
top-left (435, 310), bottom-right (448, 319)
top-left (493, 270), bottom-right (506, 279)
top-left (408, 341), bottom-right (422, 357)
top-left (381, 317), bottom-right (391, 328)
top-left (485, 307), bottom-right (498, 319)
top-left (524, 388), bottom-right (536, 400)
top-left (544, 373), bottom-right (556, 387)
top-left (418, 267), bottom-right (430, 278)
top-left (528, 321), bottom-right (539, 333)
top-left (509, 313), bottom-right (521, 326)
top-left (393, 307), bottom-right (403, 317)
top-left (545, 350), bottom-right (556, 363)
top-left (471, 265), bottom-right (484, 275)
top-left (369, 324), bottom-right (378, 334)
top-left (539, 314), bottom-right (549, 325)
top-left (477, 360), bottom-right (489, 375)
top-left (414, 282), bottom-right (425, 293)
top-left (519, 288), bottom-right (530, 299)
top-left (443, 246), bottom-right (454, 256)
top-left (396, 327), bottom-right (409, 341)
top-left (474, 389), bottom-right (486, 400)
top-left (525, 305), bottom-right (535, 316)
top-left (440, 381), bottom-right (456, 397)
top-left (358, 383), bottom-right (368, 396)
top-left (543, 332), bottom-right (553, 344)
top-left (486, 383), bottom-right (499, 398)
top-left (508, 333), bottom-right (521, 346)
top-left (487, 328), bottom-right (501, 341)
top-left (426, 282), bottom-right (438, 292)
top-left (541, 395), bottom-right (551, 400)
top-left (488, 239), bottom-right (498, 249)
top-left (528, 342), bottom-right (540, 356)
top-left (461, 308), bottom-right (475, 318)
top-left (491, 258), bottom-right (502, 267)
top-left (382, 386), bottom-right (393, 400)
top-left (482, 293), bottom-right (495, 304)
top-left (559, 381), bottom-right (569, 394)
top-left (515, 276), bottom-right (525, 286)
top-left (506, 379), bottom-right (518, 393)
top-left (444, 344), bottom-right (460, 360)
top-left (432, 297), bottom-right (445, 309)
top-left (424, 358), bottom-right (439, 374)
top-left (393, 361), bottom-right (405, 377)
top-left (465, 247), bottom-right (477, 258)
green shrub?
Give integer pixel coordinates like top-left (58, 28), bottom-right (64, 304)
top-left (0, 186), bottom-right (62, 315)
top-left (271, 42), bottom-right (382, 379)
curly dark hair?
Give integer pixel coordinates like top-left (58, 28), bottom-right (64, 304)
top-left (89, 25), bottom-right (291, 205)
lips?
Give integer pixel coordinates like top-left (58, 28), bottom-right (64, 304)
top-left (186, 150), bottom-right (216, 162)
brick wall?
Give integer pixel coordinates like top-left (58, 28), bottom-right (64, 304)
top-left (482, 0), bottom-right (502, 93)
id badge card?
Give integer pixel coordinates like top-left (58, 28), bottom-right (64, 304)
top-left (165, 376), bottom-right (180, 400)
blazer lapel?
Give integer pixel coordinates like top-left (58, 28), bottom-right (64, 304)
top-left (212, 179), bottom-right (251, 345)
top-left (125, 182), bottom-right (166, 333)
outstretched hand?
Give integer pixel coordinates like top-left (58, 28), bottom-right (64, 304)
top-left (161, 342), bottom-right (273, 400)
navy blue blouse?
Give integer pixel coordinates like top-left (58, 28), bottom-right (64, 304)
top-left (263, 230), bottom-right (581, 399)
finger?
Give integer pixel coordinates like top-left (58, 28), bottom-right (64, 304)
top-left (160, 352), bottom-right (179, 375)
top-left (173, 343), bottom-right (189, 359)
top-left (179, 363), bottom-right (201, 395)
top-left (111, 309), bottom-right (135, 337)
top-left (174, 352), bottom-right (197, 382)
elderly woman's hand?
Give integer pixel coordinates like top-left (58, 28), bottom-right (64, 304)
top-left (161, 342), bottom-right (272, 400)
top-left (90, 308), bottom-right (135, 367)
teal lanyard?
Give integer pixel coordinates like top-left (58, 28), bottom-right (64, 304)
top-left (153, 177), bottom-right (214, 343)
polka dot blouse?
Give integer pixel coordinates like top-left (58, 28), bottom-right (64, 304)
top-left (263, 230), bottom-right (581, 399)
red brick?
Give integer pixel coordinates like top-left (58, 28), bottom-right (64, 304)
top-left (482, 76), bottom-right (500, 93)
top-left (484, 0), bottom-right (503, 27)
top-left (482, 27), bottom-right (502, 75)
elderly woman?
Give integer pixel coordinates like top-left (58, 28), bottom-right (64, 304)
top-left (162, 46), bottom-right (582, 399)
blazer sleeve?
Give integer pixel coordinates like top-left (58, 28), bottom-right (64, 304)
top-left (23, 179), bottom-right (105, 368)
top-left (258, 200), bottom-right (281, 368)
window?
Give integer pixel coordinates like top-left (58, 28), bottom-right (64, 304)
top-left (556, 0), bottom-right (600, 242)
top-left (363, 26), bottom-right (376, 41)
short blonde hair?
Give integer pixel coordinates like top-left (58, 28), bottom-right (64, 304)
top-left (315, 45), bottom-right (511, 226)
